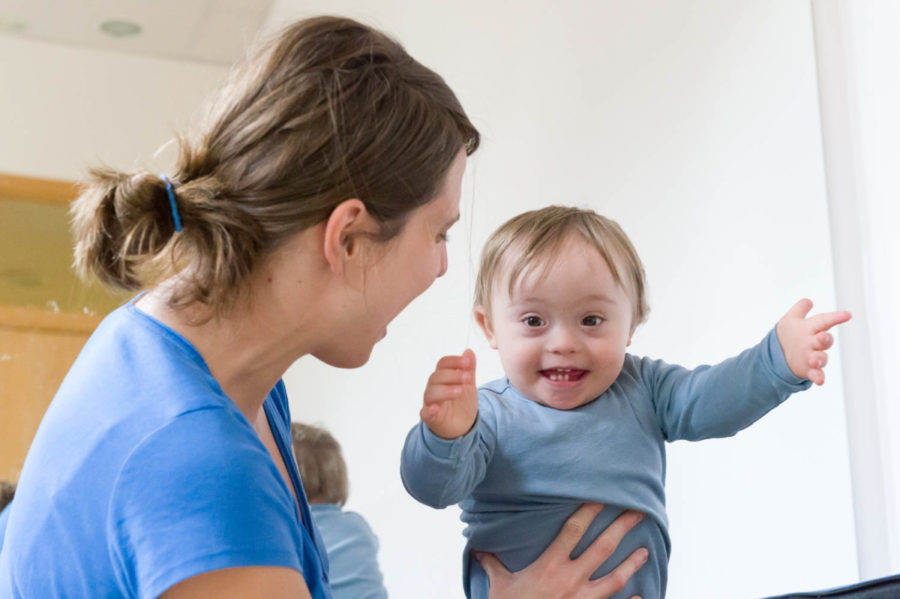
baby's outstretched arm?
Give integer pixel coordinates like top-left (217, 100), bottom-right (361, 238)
top-left (775, 299), bottom-right (852, 386)
top-left (420, 349), bottom-right (479, 439)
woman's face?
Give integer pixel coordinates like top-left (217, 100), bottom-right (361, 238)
top-left (320, 149), bottom-right (467, 368)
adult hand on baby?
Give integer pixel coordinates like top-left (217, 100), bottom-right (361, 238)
top-left (421, 349), bottom-right (479, 439)
top-left (775, 299), bottom-right (852, 386)
top-left (479, 503), bottom-right (648, 599)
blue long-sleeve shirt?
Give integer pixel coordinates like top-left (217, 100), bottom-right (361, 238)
top-left (401, 328), bottom-right (810, 598)
top-left (309, 504), bottom-right (388, 599)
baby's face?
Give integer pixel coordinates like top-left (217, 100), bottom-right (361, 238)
top-left (477, 235), bottom-right (635, 410)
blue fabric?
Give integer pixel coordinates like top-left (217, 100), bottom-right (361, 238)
top-left (309, 504), bottom-right (388, 599)
top-left (0, 507), bottom-right (7, 554)
top-left (401, 328), bottom-right (811, 599)
top-left (0, 301), bottom-right (332, 598)
top-left (765, 574), bottom-right (900, 598)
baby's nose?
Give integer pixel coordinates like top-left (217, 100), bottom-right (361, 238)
top-left (546, 325), bottom-right (579, 353)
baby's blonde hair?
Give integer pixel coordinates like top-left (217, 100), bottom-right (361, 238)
top-left (474, 205), bottom-right (649, 327)
top-left (291, 422), bottom-right (349, 506)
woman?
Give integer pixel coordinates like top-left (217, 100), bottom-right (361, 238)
top-left (0, 16), bottom-right (646, 598)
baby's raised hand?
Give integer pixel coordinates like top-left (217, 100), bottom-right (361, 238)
top-left (775, 299), bottom-right (852, 386)
top-left (421, 349), bottom-right (478, 439)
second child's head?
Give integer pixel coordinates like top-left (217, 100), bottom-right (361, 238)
top-left (474, 206), bottom-right (648, 410)
top-left (291, 423), bottom-right (349, 506)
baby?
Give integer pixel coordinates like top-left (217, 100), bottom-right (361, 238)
top-left (400, 205), bottom-right (851, 598)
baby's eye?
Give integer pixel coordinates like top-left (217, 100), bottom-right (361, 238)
top-left (438, 232), bottom-right (450, 242)
top-left (582, 315), bottom-right (604, 326)
top-left (523, 316), bottom-right (544, 327)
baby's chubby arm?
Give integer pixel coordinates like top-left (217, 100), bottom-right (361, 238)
top-left (650, 298), bottom-right (851, 441)
top-left (401, 349), bottom-right (493, 508)
top-left (775, 298), bottom-right (852, 386)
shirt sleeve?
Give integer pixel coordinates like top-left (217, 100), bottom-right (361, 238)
top-left (107, 407), bottom-right (303, 599)
top-left (399, 395), bottom-right (497, 509)
top-left (642, 327), bottom-right (812, 442)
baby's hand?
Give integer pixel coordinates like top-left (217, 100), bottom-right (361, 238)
top-left (776, 299), bottom-right (852, 386)
top-left (421, 349), bottom-right (478, 439)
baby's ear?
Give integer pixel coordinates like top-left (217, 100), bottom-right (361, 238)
top-left (473, 306), bottom-right (498, 349)
top-left (626, 323), bottom-right (637, 347)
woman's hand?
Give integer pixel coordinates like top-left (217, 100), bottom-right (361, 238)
top-left (420, 349), bottom-right (479, 439)
top-left (479, 503), bottom-right (648, 599)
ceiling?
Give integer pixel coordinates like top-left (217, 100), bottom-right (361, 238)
top-left (0, 0), bottom-right (275, 65)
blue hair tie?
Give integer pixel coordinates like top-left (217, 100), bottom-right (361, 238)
top-left (159, 175), bottom-right (183, 233)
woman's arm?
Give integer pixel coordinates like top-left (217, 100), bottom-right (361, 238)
top-left (481, 504), bottom-right (648, 599)
top-left (159, 566), bottom-right (311, 599)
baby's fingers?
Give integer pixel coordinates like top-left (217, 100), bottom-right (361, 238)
top-left (784, 298), bottom-right (814, 321)
top-left (427, 367), bottom-right (473, 388)
top-left (434, 350), bottom-right (476, 372)
top-left (808, 310), bottom-right (852, 333)
top-left (424, 382), bottom-right (466, 404)
top-left (813, 332), bottom-right (834, 351)
top-left (808, 351), bottom-right (828, 370)
top-left (808, 368), bottom-right (826, 386)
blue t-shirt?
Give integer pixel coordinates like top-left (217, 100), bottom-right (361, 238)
top-left (309, 504), bottom-right (388, 599)
top-left (0, 301), bottom-right (332, 598)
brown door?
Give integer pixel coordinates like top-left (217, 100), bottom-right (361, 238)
top-left (0, 173), bottom-right (126, 482)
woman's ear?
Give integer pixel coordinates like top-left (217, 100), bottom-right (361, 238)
top-left (474, 306), bottom-right (499, 349)
top-left (322, 199), bottom-right (375, 274)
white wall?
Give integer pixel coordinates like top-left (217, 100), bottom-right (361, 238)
top-left (0, 37), bottom-right (228, 179)
top-left (267, 1), bottom-right (859, 598)
top-left (812, 0), bottom-right (900, 579)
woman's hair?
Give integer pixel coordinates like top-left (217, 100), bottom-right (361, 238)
top-left (474, 205), bottom-right (649, 328)
top-left (0, 480), bottom-right (15, 512)
top-left (291, 422), bottom-right (348, 506)
top-left (71, 16), bottom-right (480, 313)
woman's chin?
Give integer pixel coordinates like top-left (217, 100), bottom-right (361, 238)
top-left (313, 343), bottom-right (376, 369)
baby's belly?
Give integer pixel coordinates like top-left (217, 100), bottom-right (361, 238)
top-left (462, 502), bottom-right (668, 599)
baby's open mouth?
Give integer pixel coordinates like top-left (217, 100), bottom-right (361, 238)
top-left (539, 368), bottom-right (587, 382)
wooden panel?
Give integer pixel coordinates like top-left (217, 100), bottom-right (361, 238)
top-left (0, 173), bottom-right (112, 482)
top-left (0, 324), bottom-right (93, 482)
top-left (0, 304), bottom-right (102, 334)
top-left (0, 172), bottom-right (79, 206)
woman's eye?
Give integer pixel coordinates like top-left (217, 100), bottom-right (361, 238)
top-left (524, 316), bottom-right (544, 327)
top-left (582, 315), bottom-right (603, 326)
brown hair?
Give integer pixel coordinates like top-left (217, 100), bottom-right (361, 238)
top-left (0, 480), bottom-right (15, 512)
top-left (291, 422), bottom-right (348, 506)
top-left (474, 205), bottom-right (649, 327)
top-left (71, 16), bottom-right (479, 313)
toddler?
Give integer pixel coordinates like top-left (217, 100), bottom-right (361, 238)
top-left (291, 423), bottom-right (388, 599)
top-left (400, 205), bottom-right (851, 598)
